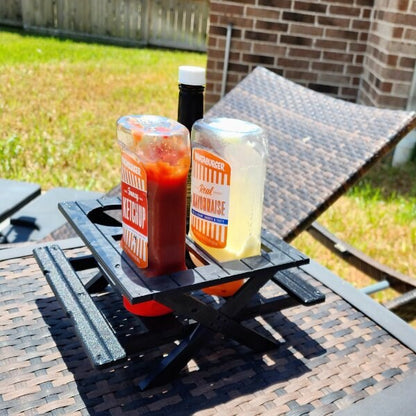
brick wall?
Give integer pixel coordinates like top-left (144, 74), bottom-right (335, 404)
top-left (358, 0), bottom-right (416, 108)
top-left (206, 0), bottom-right (416, 111)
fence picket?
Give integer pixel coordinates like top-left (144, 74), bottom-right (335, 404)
top-left (0, 0), bottom-right (21, 27)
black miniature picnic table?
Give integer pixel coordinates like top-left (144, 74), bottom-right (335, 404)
top-left (33, 197), bottom-right (325, 390)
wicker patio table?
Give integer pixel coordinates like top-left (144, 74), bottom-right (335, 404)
top-left (1, 236), bottom-right (415, 415)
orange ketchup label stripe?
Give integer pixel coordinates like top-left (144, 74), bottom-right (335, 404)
top-left (190, 149), bottom-right (231, 249)
top-left (120, 151), bottom-right (148, 268)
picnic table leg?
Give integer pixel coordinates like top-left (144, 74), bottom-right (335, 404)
top-left (139, 325), bottom-right (212, 390)
top-left (140, 270), bottom-right (281, 389)
top-left (85, 271), bottom-right (109, 293)
top-left (68, 254), bottom-right (109, 293)
top-left (157, 292), bottom-right (278, 351)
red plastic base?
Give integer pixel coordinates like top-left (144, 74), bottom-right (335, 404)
top-left (123, 296), bottom-right (172, 317)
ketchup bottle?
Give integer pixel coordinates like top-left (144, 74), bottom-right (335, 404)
top-left (117, 115), bottom-right (190, 316)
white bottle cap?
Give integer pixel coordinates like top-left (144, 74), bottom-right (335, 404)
top-left (178, 66), bottom-right (206, 86)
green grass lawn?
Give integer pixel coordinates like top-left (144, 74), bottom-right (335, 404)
top-left (0, 29), bottom-right (206, 191)
top-left (1, 29), bottom-right (415, 324)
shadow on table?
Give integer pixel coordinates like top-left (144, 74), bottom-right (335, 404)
top-left (36, 285), bottom-right (326, 416)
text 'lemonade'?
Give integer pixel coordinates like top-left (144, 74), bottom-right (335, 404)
top-left (189, 118), bottom-right (268, 296)
top-left (117, 115), bottom-right (190, 316)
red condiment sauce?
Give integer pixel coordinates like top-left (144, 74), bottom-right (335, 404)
top-left (123, 156), bottom-right (189, 317)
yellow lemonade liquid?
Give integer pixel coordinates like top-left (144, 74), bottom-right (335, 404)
top-left (189, 118), bottom-right (268, 296)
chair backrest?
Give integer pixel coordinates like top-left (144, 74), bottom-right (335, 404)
top-left (207, 66), bottom-right (416, 242)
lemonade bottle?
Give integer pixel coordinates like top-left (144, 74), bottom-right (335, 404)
top-left (189, 117), bottom-right (268, 296)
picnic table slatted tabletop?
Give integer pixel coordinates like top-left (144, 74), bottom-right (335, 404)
top-left (57, 198), bottom-right (311, 301)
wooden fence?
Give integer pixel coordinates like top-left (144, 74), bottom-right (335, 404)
top-left (0, 0), bottom-right (209, 51)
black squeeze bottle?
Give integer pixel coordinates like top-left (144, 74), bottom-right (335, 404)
top-left (177, 66), bottom-right (206, 231)
top-left (177, 65), bottom-right (205, 132)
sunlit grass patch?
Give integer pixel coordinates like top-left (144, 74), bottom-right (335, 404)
top-left (0, 30), bottom-right (206, 190)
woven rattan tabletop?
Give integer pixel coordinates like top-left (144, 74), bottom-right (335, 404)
top-left (1, 242), bottom-right (415, 415)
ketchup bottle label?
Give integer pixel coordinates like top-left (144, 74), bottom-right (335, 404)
top-left (120, 151), bottom-right (148, 268)
top-left (190, 148), bottom-right (230, 248)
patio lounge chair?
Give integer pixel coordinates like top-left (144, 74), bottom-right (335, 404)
top-left (205, 66), bottom-right (416, 314)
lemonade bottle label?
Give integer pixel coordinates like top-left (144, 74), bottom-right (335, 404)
top-left (120, 151), bottom-right (148, 268)
top-left (190, 148), bottom-right (231, 248)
